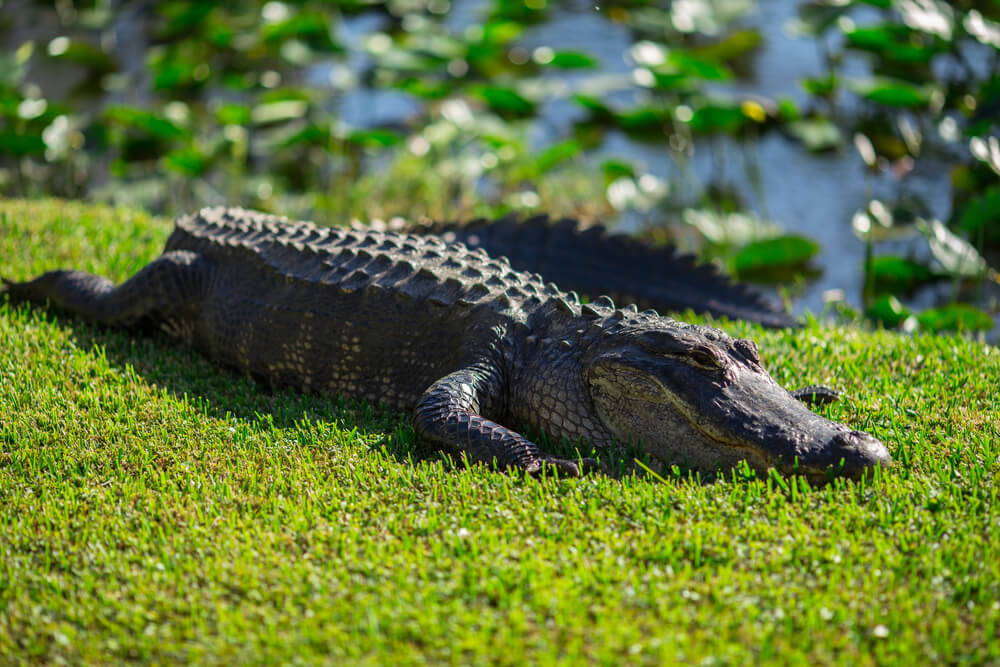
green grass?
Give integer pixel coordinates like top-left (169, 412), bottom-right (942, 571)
top-left (1, 199), bottom-right (998, 665)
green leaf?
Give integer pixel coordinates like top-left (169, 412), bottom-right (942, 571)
top-left (850, 77), bottom-right (938, 108)
top-left (47, 37), bottom-right (116, 73)
top-left (869, 255), bottom-right (938, 294)
top-left (542, 51), bottom-right (598, 69)
top-left (802, 74), bottom-right (837, 96)
top-left (394, 78), bottom-right (451, 100)
top-left (689, 29), bottom-right (762, 64)
top-left (164, 146), bottom-right (208, 177)
top-left (158, 3), bottom-right (214, 39)
top-left (785, 117), bottom-right (842, 152)
top-left (0, 129), bottom-right (45, 156)
top-left (657, 52), bottom-right (732, 84)
top-left (346, 129), bottom-right (403, 148)
top-left (280, 123), bottom-right (331, 149)
top-left (480, 20), bottom-right (523, 46)
top-left (573, 94), bottom-right (613, 118)
top-left (104, 106), bottom-right (188, 140)
top-left (843, 24), bottom-right (940, 63)
top-left (600, 159), bottom-right (636, 182)
top-left (261, 12), bottom-right (341, 52)
top-left (476, 86), bottom-right (535, 116)
top-left (534, 139), bottom-right (582, 172)
top-left (777, 97), bottom-right (801, 121)
top-left (688, 103), bottom-right (747, 134)
top-left (917, 304), bottom-right (994, 332)
top-left (865, 294), bottom-right (912, 328)
top-left (615, 107), bottom-right (668, 132)
top-left (216, 104), bottom-right (252, 126)
top-left (730, 235), bottom-right (819, 273)
top-left (152, 60), bottom-right (209, 91)
top-left (957, 186), bottom-right (1000, 242)
top-left (251, 100), bottom-right (309, 126)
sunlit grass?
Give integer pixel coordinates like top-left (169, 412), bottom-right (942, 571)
top-left (1, 199), bottom-right (998, 664)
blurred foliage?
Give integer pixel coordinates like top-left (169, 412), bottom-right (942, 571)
top-left (0, 0), bottom-right (997, 332)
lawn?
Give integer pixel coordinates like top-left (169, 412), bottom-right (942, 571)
top-left (1, 199), bottom-right (998, 664)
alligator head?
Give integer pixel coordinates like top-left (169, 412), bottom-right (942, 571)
top-left (583, 321), bottom-right (891, 480)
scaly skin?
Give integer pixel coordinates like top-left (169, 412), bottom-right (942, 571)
top-left (3, 206), bottom-right (891, 479)
top-left (416, 215), bottom-right (800, 329)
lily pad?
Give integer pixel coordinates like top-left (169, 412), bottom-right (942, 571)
top-left (688, 102), bottom-right (750, 134)
top-left (850, 77), bottom-right (938, 108)
top-left (690, 29), bottom-right (762, 64)
top-left (104, 106), bottom-right (188, 140)
top-left (540, 50), bottom-right (598, 69)
top-left (843, 23), bottom-right (941, 63)
top-left (281, 123), bottom-right (330, 149)
top-left (261, 12), bottom-right (341, 52)
top-left (47, 37), bottom-right (116, 73)
top-left (535, 139), bottom-right (582, 172)
top-left (956, 186), bottom-right (1000, 244)
top-left (917, 304), bottom-right (994, 332)
top-left (216, 104), bottom-right (252, 126)
top-left (476, 86), bottom-right (535, 116)
top-left (0, 130), bottom-right (46, 156)
top-left (869, 255), bottom-right (938, 294)
top-left (866, 294), bottom-right (912, 328)
top-left (731, 235), bottom-right (819, 274)
top-left (600, 159), bottom-right (636, 182)
top-left (347, 129), bottom-right (403, 148)
top-left (164, 146), bottom-right (209, 177)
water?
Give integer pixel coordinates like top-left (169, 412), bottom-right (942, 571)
top-left (1, 0), bottom-right (975, 319)
top-left (316, 0), bottom-right (957, 316)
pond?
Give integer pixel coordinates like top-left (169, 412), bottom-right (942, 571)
top-left (1, 0), bottom-right (998, 334)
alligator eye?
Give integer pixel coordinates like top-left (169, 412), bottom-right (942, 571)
top-left (688, 346), bottom-right (723, 370)
top-left (735, 338), bottom-right (761, 365)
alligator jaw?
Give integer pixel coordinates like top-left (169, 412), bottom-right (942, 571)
top-left (674, 368), bottom-right (892, 481)
top-left (585, 330), bottom-right (892, 482)
top-left (681, 411), bottom-right (892, 481)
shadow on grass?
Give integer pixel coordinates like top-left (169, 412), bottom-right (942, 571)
top-left (7, 299), bottom-right (445, 468)
top-left (6, 299), bottom-right (704, 484)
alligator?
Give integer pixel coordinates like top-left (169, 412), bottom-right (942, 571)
top-left (413, 215), bottom-right (800, 329)
top-left (3, 207), bottom-right (891, 480)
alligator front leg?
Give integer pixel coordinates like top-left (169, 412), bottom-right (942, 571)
top-left (790, 385), bottom-right (840, 406)
top-left (414, 363), bottom-right (599, 477)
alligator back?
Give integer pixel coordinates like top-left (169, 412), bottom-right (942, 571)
top-left (164, 207), bottom-right (556, 408)
top-left (424, 215), bottom-right (798, 329)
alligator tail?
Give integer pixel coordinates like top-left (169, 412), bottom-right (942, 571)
top-left (424, 215), bottom-right (800, 329)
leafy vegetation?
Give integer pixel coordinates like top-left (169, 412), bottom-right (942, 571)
top-left (1, 0), bottom-right (997, 330)
top-left (2, 198), bottom-right (999, 664)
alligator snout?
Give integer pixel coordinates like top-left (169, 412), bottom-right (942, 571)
top-left (789, 428), bottom-right (892, 480)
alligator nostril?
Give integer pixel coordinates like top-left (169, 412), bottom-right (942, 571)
top-left (831, 430), bottom-right (892, 475)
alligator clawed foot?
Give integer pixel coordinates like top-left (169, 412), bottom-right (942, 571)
top-left (790, 385), bottom-right (841, 406)
top-left (529, 456), bottom-right (601, 478)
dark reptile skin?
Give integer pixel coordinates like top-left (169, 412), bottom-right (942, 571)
top-left (420, 215), bottom-right (799, 329)
top-left (3, 206), bottom-right (890, 478)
